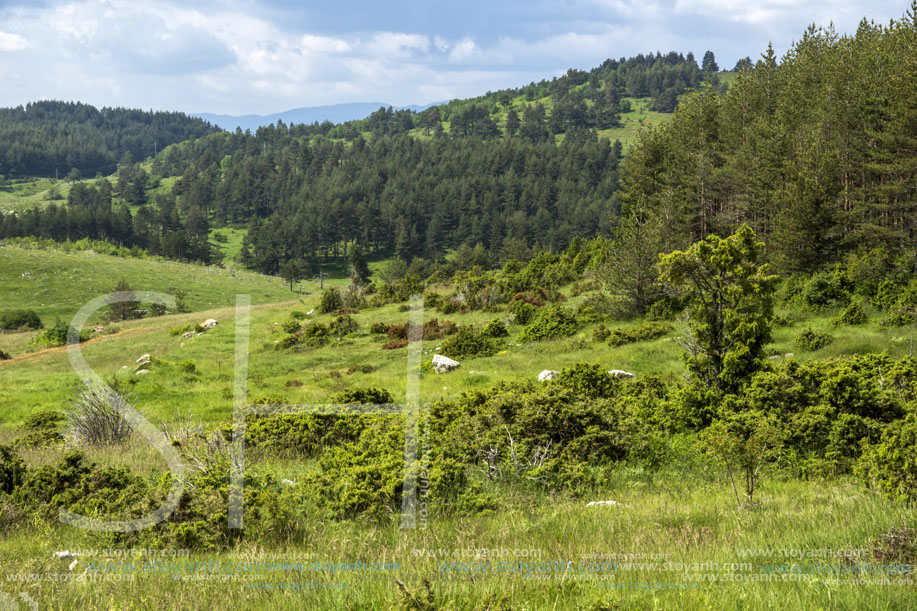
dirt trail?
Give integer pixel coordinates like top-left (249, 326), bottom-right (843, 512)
top-left (0, 300), bottom-right (298, 367)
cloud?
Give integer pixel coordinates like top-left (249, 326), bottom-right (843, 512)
top-left (0, 0), bottom-right (908, 115)
top-left (0, 30), bottom-right (27, 51)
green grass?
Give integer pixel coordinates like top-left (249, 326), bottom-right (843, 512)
top-left (0, 461), bottom-right (912, 609)
top-left (0, 243), bottom-right (303, 332)
top-left (596, 97), bottom-right (671, 149)
top-left (0, 177), bottom-right (73, 213)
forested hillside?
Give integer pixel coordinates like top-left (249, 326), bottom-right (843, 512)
top-left (620, 16), bottom-right (917, 274)
top-left (0, 50), bottom-right (726, 269)
top-left (0, 101), bottom-right (219, 177)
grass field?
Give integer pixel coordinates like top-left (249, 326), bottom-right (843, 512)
top-left (0, 443), bottom-right (912, 609)
top-left (2, 245), bottom-right (915, 609)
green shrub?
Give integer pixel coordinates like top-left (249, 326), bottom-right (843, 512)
top-left (0, 309), bottom-right (43, 331)
top-left (607, 321), bottom-right (672, 346)
top-left (859, 413), bottom-right (917, 505)
top-left (802, 272), bottom-right (850, 310)
top-left (169, 324), bottom-right (194, 337)
top-left (439, 326), bottom-right (502, 359)
top-left (32, 320), bottom-right (89, 346)
top-left (0, 445), bottom-right (26, 494)
top-left (873, 279), bottom-right (901, 311)
top-left (836, 302), bottom-right (868, 326)
top-left (0, 349), bottom-right (9, 360)
top-left (519, 305), bottom-right (579, 343)
top-left (13, 429), bottom-right (65, 449)
top-left (289, 310), bottom-right (307, 320)
top-left (370, 321), bottom-right (388, 334)
top-left (592, 324), bottom-right (610, 342)
top-left (318, 288), bottom-right (343, 314)
top-left (329, 314), bottom-right (359, 337)
top-left (795, 327), bottom-right (833, 351)
top-left (179, 360), bottom-right (198, 375)
top-left (281, 319), bottom-right (301, 334)
top-left (23, 410), bottom-right (64, 430)
top-left (333, 387), bottom-right (394, 404)
top-left (507, 300), bottom-right (536, 325)
top-left (482, 318), bottom-right (509, 338)
top-left (882, 311), bottom-right (915, 327)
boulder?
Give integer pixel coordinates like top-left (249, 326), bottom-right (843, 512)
top-left (136, 369), bottom-right (150, 376)
top-left (136, 354), bottom-right (151, 363)
top-left (608, 369), bottom-right (635, 379)
top-left (201, 319), bottom-right (218, 330)
top-left (784, 353), bottom-right (794, 359)
top-left (182, 331), bottom-right (196, 339)
top-left (537, 370), bottom-right (559, 381)
top-left (135, 361), bottom-right (150, 371)
top-left (307, 309), bottom-right (315, 316)
top-left (432, 354), bottom-right (460, 373)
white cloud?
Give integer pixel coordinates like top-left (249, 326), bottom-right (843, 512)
top-left (0, 30), bottom-right (27, 51)
top-left (0, 0), bottom-right (907, 114)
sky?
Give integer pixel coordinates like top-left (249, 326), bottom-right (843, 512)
top-left (0, 0), bottom-right (908, 115)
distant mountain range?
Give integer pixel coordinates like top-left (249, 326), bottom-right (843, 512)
top-left (193, 101), bottom-right (442, 131)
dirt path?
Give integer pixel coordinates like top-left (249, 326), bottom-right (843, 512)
top-left (0, 300), bottom-right (298, 368)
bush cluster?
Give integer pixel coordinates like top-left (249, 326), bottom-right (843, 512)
top-left (795, 326), bottom-right (834, 351)
top-left (0, 309), bottom-right (42, 331)
top-left (607, 321), bottom-right (672, 346)
top-left (518, 305), bottom-right (579, 343)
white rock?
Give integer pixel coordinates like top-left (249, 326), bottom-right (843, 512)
top-left (54, 550), bottom-right (78, 559)
top-left (135, 361), bottom-right (150, 371)
top-left (586, 500), bottom-right (623, 507)
top-left (538, 370), bottom-right (559, 381)
top-left (767, 355), bottom-right (782, 360)
top-left (432, 354), bottom-right (460, 373)
top-left (307, 309), bottom-right (314, 316)
top-left (784, 353), bottom-right (794, 359)
top-left (182, 331), bottom-right (196, 339)
top-left (201, 319), bottom-right (218, 330)
top-left (608, 369), bottom-right (635, 379)
top-left (69, 559), bottom-right (79, 571)
top-left (136, 369), bottom-right (150, 376)
top-left (136, 354), bottom-right (151, 363)
top-left (281, 479), bottom-right (295, 486)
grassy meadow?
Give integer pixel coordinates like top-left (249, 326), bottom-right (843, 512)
top-left (1, 245), bottom-right (916, 609)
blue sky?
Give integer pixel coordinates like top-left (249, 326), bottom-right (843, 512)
top-left (0, 0), bottom-right (907, 115)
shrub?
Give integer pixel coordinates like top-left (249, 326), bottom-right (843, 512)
top-left (370, 321), bottom-right (388, 334)
top-left (13, 429), bottom-right (65, 449)
top-left (802, 272), bottom-right (850, 310)
top-left (0, 309), bottom-right (42, 331)
top-left (575, 294), bottom-right (616, 323)
top-left (382, 339), bottom-right (408, 350)
top-left (592, 324), bottom-right (610, 342)
top-left (32, 320), bottom-right (89, 346)
top-left (873, 279), bottom-right (901, 311)
top-left (23, 410), bottom-right (64, 430)
top-left (179, 360), bottom-right (198, 375)
top-left (439, 326), bottom-right (502, 359)
top-left (482, 318), bottom-right (509, 338)
top-left (318, 288), bottom-right (343, 314)
top-left (607, 321), bottom-right (672, 347)
top-left (0, 445), bottom-right (26, 494)
top-left (66, 387), bottom-right (134, 445)
top-left (281, 319), bottom-right (301, 334)
top-left (518, 305), bottom-right (579, 343)
top-left (289, 310), bottom-right (307, 320)
top-left (882, 311), bottom-right (915, 327)
top-left (859, 413), bottom-right (917, 505)
top-left (795, 327), bottom-right (834, 351)
top-left (333, 388), bottom-right (394, 404)
top-left (836, 302), bottom-right (868, 326)
top-left (329, 314), bottom-right (358, 337)
top-left (0, 349), bottom-right (9, 360)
